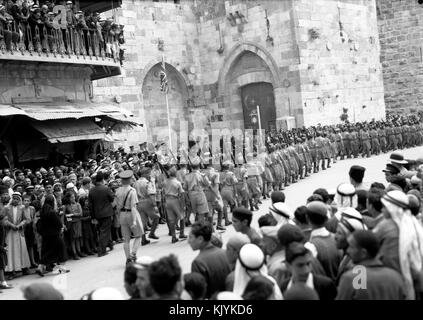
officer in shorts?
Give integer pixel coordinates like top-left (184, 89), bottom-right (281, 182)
top-left (114, 170), bottom-right (143, 265)
top-left (183, 157), bottom-right (210, 223)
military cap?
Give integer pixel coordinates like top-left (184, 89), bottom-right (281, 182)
top-left (119, 170), bottom-right (133, 180)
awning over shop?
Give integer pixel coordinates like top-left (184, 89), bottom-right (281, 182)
top-left (0, 105), bottom-right (27, 117)
top-left (31, 119), bottom-right (106, 143)
top-left (0, 102), bottom-right (141, 126)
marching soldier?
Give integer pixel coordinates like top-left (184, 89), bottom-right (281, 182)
top-left (350, 127), bottom-right (359, 158)
top-left (183, 157), bottom-right (210, 223)
top-left (176, 163), bottom-right (192, 226)
top-left (315, 132), bottom-right (326, 170)
top-left (386, 123), bottom-right (397, 151)
top-left (328, 128), bottom-right (338, 164)
top-left (378, 124), bottom-right (388, 153)
top-left (114, 170), bottom-right (143, 265)
top-left (258, 146), bottom-right (273, 198)
top-left (219, 160), bottom-right (237, 229)
top-left (335, 127), bottom-right (345, 160)
top-left (245, 153), bottom-right (261, 211)
top-left (233, 153), bottom-right (249, 208)
top-left (203, 156), bottom-right (224, 229)
top-left (394, 122), bottom-right (403, 150)
top-left (342, 127), bottom-right (352, 159)
top-left (163, 166), bottom-right (187, 243)
top-left (269, 145), bottom-right (285, 191)
top-left (360, 125), bottom-right (371, 158)
top-left (307, 134), bottom-right (319, 173)
top-left (369, 125), bottom-right (381, 155)
top-left (134, 167), bottom-right (160, 244)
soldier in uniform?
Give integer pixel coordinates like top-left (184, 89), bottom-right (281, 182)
top-left (203, 156), bottom-right (224, 229)
top-left (245, 153), bottom-right (261, 211)
top-left (386, 122), bottom-right (397, 151)
top-left (114, 170), bottom-right (143, 265)
top-left (342, 127), bottom-right (352, 159)
top-left (322, 132), bottom-right (332, 169)
top-left (268, 145), bottom-right (284, 191)
top-left (378, 123), bottom-right (387, 153)
top-left (219, 160), bottom-right (237, 229)
top-left (335, 128), bottom-right (345, 160)
top-left (369, 124), bottom-right (381, 155)
top-left (257, 146), bottom-right (273, 198)
top-left (307, 134), bottom-right (319, 173)
top-left (233, 153), bottom-right (249, 208)
top-left (328, 128), bottom-right (338, 164)
top-left (349, 127), bottom-right (359, 158)
top-left (394, 122), bottom-right (403, 150)
top-left (183, 157), bottom-right (210, 223)
top-left (134, 167), bottom-right (160, 243)
top-left (287, 140), bottom-right (302, 180)
top-left (176, 163), bottom-right (192, 226)
top-left (359, 125), bottom-right (371, 158)
top-left (315, 132), bottom-right (326, 170)
top-left (294, 138), bottom-right (307, 179)
top-left (401, 121), bottom-right (409, 149)
top-left (163, 166), bottom-right (187, 243)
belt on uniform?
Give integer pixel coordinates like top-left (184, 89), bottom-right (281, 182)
top-left (121, 209), bottom-right (131, 213)
top-left (166, 195), bottom-right (179, 199)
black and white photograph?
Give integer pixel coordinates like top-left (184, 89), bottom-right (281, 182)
top-left (0, 0), bottom-right (423, 304)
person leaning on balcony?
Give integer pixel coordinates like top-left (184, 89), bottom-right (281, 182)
top-left (0, 3), bottom-right (19, 50)
top-left (28, 4), bottom-right (44, 50)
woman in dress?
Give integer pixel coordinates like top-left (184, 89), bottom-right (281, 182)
top-left (4, 192), bottom-right (31, 279)
top-left (63, 192), bottom-right (85, 260)
top-left (36, 194), bottom-right (69, 276)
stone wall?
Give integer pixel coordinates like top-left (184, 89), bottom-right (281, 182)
top-left (94, 0), bottom-right (385, 149)
top-left (294, 0), bottom-right (385, 125)
top-left (377, 0), bottom-right (423, 113)
top-left (0, 63), bottom-right (92, 103)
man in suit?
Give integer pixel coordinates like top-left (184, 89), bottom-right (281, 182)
top-left (88, 171), bottom-right (115, 257)
top-left (336, 230), bottom-right (406, 300)
top-left (280, 242), bottom-right (337, 300)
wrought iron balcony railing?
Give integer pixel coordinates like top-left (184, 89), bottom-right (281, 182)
top-left (0, 21), bottom-right (122, 76)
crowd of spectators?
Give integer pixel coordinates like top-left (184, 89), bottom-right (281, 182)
top-left (0, 0), bottom-right (125, 64)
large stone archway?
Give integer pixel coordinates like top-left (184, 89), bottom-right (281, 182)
top-left (217, 42), bottom-right (284, 130)
top-left (141, 62), bottom-right (191, 146)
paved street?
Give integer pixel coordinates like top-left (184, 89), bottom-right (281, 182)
top-left (2, 147), bottom-right (422, 300)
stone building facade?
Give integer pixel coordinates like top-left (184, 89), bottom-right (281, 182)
top-left (94, 0), bottom-right (386, 148)
top-left (376, 0), bottom-right (423, 113)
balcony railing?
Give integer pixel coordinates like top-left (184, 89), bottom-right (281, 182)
top-left (0, 21), bottom-right (122, 71)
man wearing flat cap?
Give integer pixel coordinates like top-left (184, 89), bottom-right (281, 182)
top-left (114, 170), bottom-right (143, 265)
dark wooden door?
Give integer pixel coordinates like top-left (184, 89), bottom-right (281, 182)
top-left (241, 82), bottom-right (276, 131)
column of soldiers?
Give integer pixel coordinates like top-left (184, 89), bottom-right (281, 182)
top-left (109, 114), bottom-right (423, 247)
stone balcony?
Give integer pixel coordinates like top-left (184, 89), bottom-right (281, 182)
top-left (0, 26), bottom-right (121, 81)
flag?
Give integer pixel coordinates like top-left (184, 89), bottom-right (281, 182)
top-left (160, 56), bottom-right (168, 93)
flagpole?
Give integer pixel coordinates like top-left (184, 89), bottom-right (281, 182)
top-left (257, 105), bottom-right (263, 148)
top-left (162, 53), bottom-right (173, 153)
